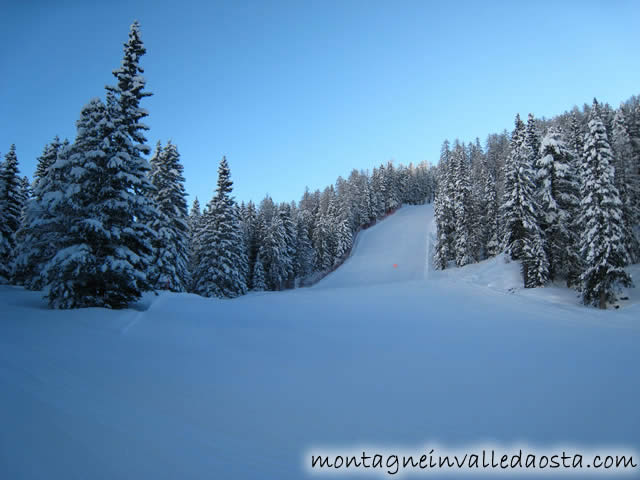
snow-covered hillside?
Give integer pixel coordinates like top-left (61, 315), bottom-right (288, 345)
top-left (1, 204), bottom-right (638, 479)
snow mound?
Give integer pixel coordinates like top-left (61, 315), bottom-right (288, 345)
top-left (432, 248), bottom-right (640, 314)
top-left (433, 252), bottom-right (523, 292)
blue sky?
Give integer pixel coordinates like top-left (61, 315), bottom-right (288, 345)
top-left (1, 0), bottom-right (639, 206)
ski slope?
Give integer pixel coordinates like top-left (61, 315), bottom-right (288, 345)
top-left (1, 204), bottom-right (639, 480)
top-left (315, 205), bottom-right (432, 289)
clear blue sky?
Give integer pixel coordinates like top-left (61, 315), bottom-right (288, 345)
top-left (1, 0), bottom-right (639, 206)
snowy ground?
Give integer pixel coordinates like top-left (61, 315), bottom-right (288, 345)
top-left (1, 204), bottom-right (638, 479)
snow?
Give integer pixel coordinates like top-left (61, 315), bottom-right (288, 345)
top-left (314, 205), bottom-right (433, 289)
top-left (1, 204), bottom-right (639, 479)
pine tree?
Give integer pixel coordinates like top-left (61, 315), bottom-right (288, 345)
top-left (14, 139), bottom-right (72, 289)
top-left (187, 197), bottom-right (203, 291)
top-left (193, 157), bottom-right (248, 298)
top-left (312, 210), bottom-right (331, 272)
top-left (536, 127), bottom-right (581, 285)
top-left (0, 145), bottom-right (22, 282)
top-left (451, 141), bottom-right (474, 266)
top-left (40, 99), bottom-right (112, 306)
top-left (501, 115), bottom-right (548, 287)
top-left (525, 113), bottom-right (541, 165)
top-left (105, 20), bottom-right (152, 156)
top-left (579, 101), bottom-right (632, 309)
top-left (474, 160), bottom-right (500, 258)
top-left (569, 110), bottom-right (584, 161)
top-left (610, 108), bottom-right (640, 262)
top-left (347, 170), bottom-right (367, 228)
top-left (362, 178), bottom-right (376, 224)
top-left (293, 209), bottom-right (315, 281)
top-left (468, 139), bottom-right (487, 258)
top-left (482, 168), bottom-right (500, 257)
top-left (148, 141), bottom-right (191, 291)
top-left (502, 116), bottom-right (531, 257)
top-left (335, 217), bottom-right (353, 262)
top-left (33, 136), bottom-right (61, 189)
top-left (628, 103), bottom-right (640, 182)
top-left (370, 166), bottom-right (385, 219)
top-left (433, 141), bottom-right (455, 270)
top-left (44, 22), bottom-right (157, 308)
top-left (259, 212), bottom-right (290, 290)
top-left (12, 176), bottom-right (31, 282)
top-left (241, 200), bottom-right (260, 289)
top-left (278, 203), bottom-right (297, 288)
top-left (251, 253), bottom-right (267, 291)
top-left (521, 232), bottom-right (549, 288)
top-left (384, 161), bottom-right (400, 211)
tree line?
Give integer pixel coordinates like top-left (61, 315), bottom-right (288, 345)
top-left (0, 21), bottom-right (435, 308)
top-left (433, 100), bottom-right (640, 309)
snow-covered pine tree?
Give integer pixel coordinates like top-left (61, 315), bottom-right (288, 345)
top-left (400, 164), bottom-right (415, 204)
top-left (362, 177), bottom-right (376, 225)
top-left (334, 197), bottom-right (354, 264)
top-left (278, 203), bottom-right (297, 288)
top-left (483, 169), bottom-right (500, 257)
top-left (18, 176), bottom-right (31, 214)
top-left (611, 108), bottom-right (640, 262)
top-left (36, 99), bottom-right (110, 308)
top-left (502, 116), bottom-right (531, 258)
top-left (370, 166), bottom-right (385, 219)
top-left (384, 161), bottom-right (401, 212)
top-left (293, 209), bottom-right (315, 281)
top-left (193, 157), bottom-right (248, 298)
top-left (425, 163), bottom-right (438, 203)
top-left (599, 102), bottom-right (615, 143)
top-left (501, 114), bottom-right (548, 287)
top-left (311, 212), bottom-right (329, 272)
top-left (521, 231), bottom-right (549, 288)
top-left (0, 150), bottom-right (3, 203)
top-left (468, 139), bottom-right (486, 258)
top-left (259, 212), bottom-right (290, 290)
top-left (285, 203), bottom-right (300, 265)
top-left (525, 113), bottom-right (541, 166)
top-left (578, 101), bottom-right (632, 309)
top-left (44, 22), bottom-right (157, 309)
top-left (569, 110), bottom-right (584, 162)
top-left (251, 253), bottom-right (267, 291)
top-left (39, 99), bottom-right (112, 306)
top-left (187, 197), bottom-right (203, 291)
top-left (33, 137), bottom-right (61, 189)
top-left (0, 145), bottom-right (22, 282)
top-left (451, 141), bottom-right (474, 266)
top-left (627, 103), bottom-right (640, 179)
top-left (105, 21), bottom-right (152, 156)
top-left (190, 198), bottom-right (202, 222)
top-left (148, 141), bottom-right (190, 291)
top-left (472, 148), bottom-right (499, 260)
top-left (625, 103), bottom-right (640, 222)
top-left (433, 140), bottom-right (455, 270)
top-left (14, 139), bottom-right (72, 289)
top-left (12, 176), bottom-right (31, 281)
top-left (241, 200), bottom-right (260, 289)
top-left (256, 195), bottom-right (276, 246)
top-left (344, 170), bottom-right (361, 228)
top-left (536, 127), bottom-right (581, 285)
top-left (311, 188), bottom-right (340, 272)
top-left (627, 102), bottom-right (640, 158)
top-left (325, 194), bottom-right (341, 265)
top-left (485, 131), bottom-right (510, 202)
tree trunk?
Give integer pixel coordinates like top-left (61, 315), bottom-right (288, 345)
top-left (599, 289), bottom-right (607, 309)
